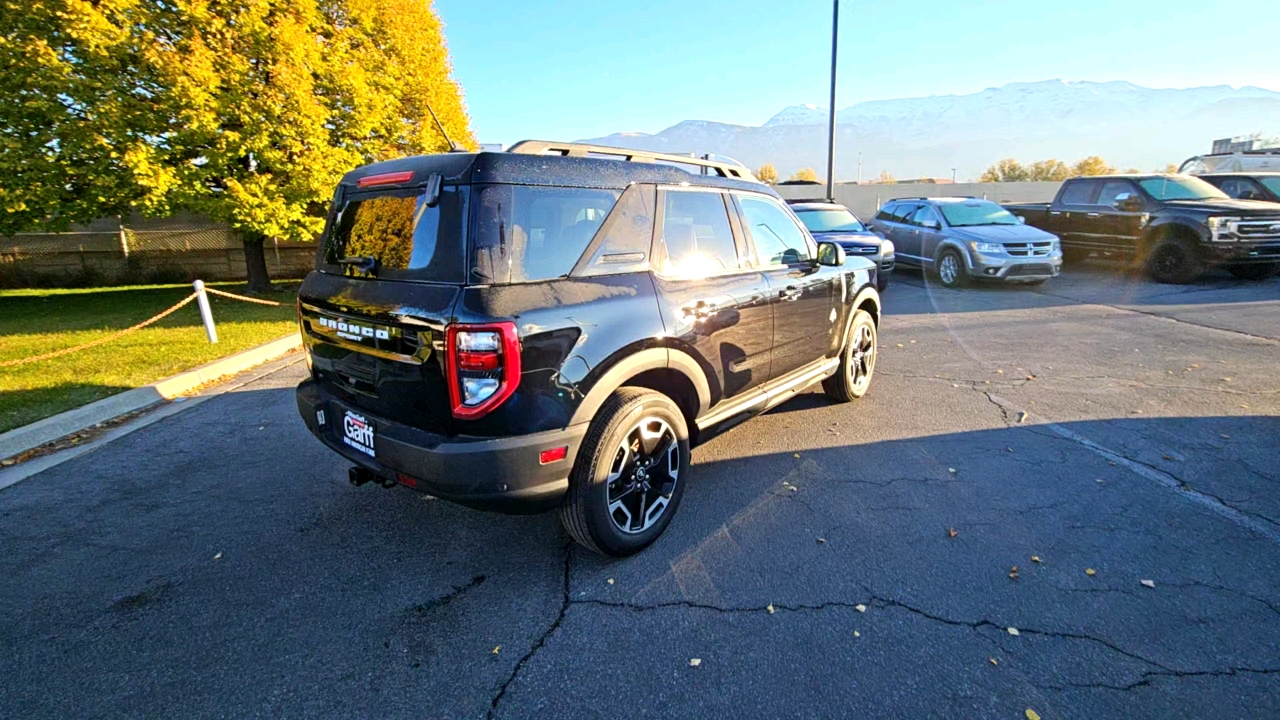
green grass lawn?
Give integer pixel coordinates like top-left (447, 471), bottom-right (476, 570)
top-left (0, 282), bottom-right (301, 433)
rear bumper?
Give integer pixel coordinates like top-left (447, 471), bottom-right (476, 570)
top-left (296, 380), bottom-right (586, 513)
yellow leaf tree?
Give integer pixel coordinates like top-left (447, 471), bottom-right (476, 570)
top-left (789, 167), bottom-right (819, 183)
top-left (979, 159), bottom-right (1029, 182)
top-left (1071, 156), bottom-right (1116, 177)
top-left (756, 163), bottom-right (778, 185)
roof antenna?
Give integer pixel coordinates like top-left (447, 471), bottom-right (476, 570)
top-left (426, 102), bottom-right (466, 153)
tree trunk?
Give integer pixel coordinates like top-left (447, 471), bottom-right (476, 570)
top-left (242, 233), bottom-right (273, 293)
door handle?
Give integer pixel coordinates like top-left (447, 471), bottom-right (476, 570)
top-left (1086, 212), bottom-right (1101, 218)
top-left (780, 286), bottom-right (803, 301)
top-left (681, 300), bottom-right (718, 320)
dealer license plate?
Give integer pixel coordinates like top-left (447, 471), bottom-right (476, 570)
top-left (342, 410), bottom-right (376, 457)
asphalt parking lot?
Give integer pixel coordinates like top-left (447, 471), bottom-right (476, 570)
top-left (2, 261), bottom-right (1278, 719)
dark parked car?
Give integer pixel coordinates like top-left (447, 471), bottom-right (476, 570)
top-left (1200, 173), bottom-right (1280, 204)
top-left (295, 141), bottom-right (882, 556)
top-left (866, 197), bottom-right (1061, 288)
top-left (1005, 174), bottom-right (1280, 282)
top-left (788, 199), bottom-right (894, 291)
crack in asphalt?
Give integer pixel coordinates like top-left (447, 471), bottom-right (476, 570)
top-left (983, 399), bottom-right (1280, 545)
top-left (487, 539), bottom-right (572, 720)
top-left (1031, 287), bottom-right (1280, 344)
top-left (1042, 666), bottom-right (1280, 693)
top-left (408, 575), bottom-right (486, 616)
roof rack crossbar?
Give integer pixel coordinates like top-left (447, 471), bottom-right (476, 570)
top-left (506, 140), bottom-right (758, 182)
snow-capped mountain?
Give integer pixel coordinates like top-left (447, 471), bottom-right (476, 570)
top-left (579, 80), bottom-right (1280, 180)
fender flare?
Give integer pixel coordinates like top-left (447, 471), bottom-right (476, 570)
top-left (568, 347), bottom-right (712, 427)
top-left (851, 284), bottom-right (881, 325)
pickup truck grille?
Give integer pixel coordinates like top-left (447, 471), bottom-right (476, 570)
top-left (1234, 218), bottom-right (1280, 240)
top-left (1004, 241), bottom-right (1054, 257)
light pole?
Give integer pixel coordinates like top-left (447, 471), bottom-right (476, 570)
top-left (857, 151), bottom-right (862, 184)
top-left (951, 168), bottom-right (957, 183)
top-left (825, 0), bottom-right (839, 201)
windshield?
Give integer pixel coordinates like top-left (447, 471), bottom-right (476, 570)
top-left (938, 200), bottom-right (1020, 227)
top-left (1260, 177), bottom-right (1280, 196)
top-left (795, 208), bottom-right (867, 233)
top-left (1138, 176), bottom-right (1229, 201)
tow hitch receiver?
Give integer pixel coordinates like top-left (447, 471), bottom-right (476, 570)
top-left (348, 466), bottom-right (388, 488)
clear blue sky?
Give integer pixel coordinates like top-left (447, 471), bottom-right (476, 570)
top-left (437, 0), bottom-right (1280, 145)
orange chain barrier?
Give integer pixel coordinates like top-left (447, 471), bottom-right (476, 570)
top-left (0, 293), bottom-right (199, 368)
top-left (202, 287), bottom-right (284, 307)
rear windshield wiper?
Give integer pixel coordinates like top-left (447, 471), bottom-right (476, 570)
top-left (338, 256), bottom-right (379, 274)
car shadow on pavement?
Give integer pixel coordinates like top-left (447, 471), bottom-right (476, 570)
top-left (1, 380), bottom-right (1277, 718)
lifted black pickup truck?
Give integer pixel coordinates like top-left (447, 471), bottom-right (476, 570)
top-left (1004, 174), bottom-right (1280, 282)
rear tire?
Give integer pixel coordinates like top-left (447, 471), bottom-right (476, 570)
top-left (559, 388), bottom-right (690, 556)
top-left (935, 249), bottom-right (968, 288)
top-left (1145, 236), bottom-right (1203, 284)
top-left (1228, 263), bottom-right (1277, 281)
top-left (876, 273), bottom-right (890, 292)
top-left (823, 310), bottom-right (877, 402)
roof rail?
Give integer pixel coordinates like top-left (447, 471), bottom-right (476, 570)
top-left (784, 198), bottom-right (838, 204)
top-left (506, 140), bottom-right (758, 182)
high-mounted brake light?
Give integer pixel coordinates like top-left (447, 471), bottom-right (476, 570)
top-left (357, 171), bottom-right (415, 188)
top-left (444, 322), bottom-right (521, 420)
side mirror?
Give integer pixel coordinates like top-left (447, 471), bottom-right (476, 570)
top-left (817, 241), bottom-right (846, 267)
top-left (923, 220), bottom-right (941, 230)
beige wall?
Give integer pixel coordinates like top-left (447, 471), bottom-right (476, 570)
top-left (775, 181), bottom-right (1063, 219)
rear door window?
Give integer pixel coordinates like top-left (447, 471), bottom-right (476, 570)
top-left (323, 185), bottom-right (468, 283)
top-left (1059, 181), bottom-right (1096, 206)
top-left (655, 190), bottom-right (740, 277)
top-left (471, 185), bottom-right (621, 284)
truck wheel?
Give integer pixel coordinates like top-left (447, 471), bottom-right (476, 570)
top-left (935, 249), bottom-right (968, 288)
top-left (1146, 236), bottom-right (1202, 284)
top-left (1228, 263), bottom-right (1277, 281)
top-left (1062, 248), bottom-right (1090, 264)
top-left (823, 309), bottom-right (877, 402)
top-left (559, 388), bottom-right (689, 556)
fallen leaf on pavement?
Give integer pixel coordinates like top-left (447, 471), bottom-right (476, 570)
top-left (1026, 710), bottom-right (1041, 720)
top-left (1140, 579), bottom-right (1155, 588)
top-left (767, 604), bottom-right (775, 614)
top-left (948, 528), bottom-right (958, 538)
top-left (989, 658), bottom-right (998, 665)
top-left (853, 631), bottom-right (860, 638)
top-left (1007, 627), bottom-right (1020, 636)
top-left (817, 537), bottom-right (826, 544)
top-left (213, 552), bottom-right (222, 560)
top-left (1085, 568), bottom-right (1096, 576)
top-left (607, 578), bottom-right (614, 585)
top-left (793, 453), bottom-right (800, 458)
top-left (492, 646), bottom-right (500, 655)
top-left (1017, 411), bottom-right (1028, 423)
top-left (689, 658), bottom-right (701, 667)
top-left (855, 604), bottom-right (867, 613)
top-left (1009, 566), bottom-right (1019, 579)
top-left (948, 467), bottom-right (957, 474)
top-left (1031, 555), bottom-right (1041, 563)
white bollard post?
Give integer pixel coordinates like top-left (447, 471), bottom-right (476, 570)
top-left (193, 280), bottom-right (218, 344)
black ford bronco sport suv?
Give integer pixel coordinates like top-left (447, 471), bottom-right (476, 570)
top-left (295, 141), bottom-right (882, 555)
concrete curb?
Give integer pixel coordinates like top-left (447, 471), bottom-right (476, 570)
top-left (0, 333), bottom-right (301, 461)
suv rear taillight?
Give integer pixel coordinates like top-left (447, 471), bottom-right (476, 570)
top-left (444, 322), bottom-right (521, 419)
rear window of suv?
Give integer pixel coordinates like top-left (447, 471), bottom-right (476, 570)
top-left (324, 185), bottom-right (468, 283)
top-left (471, 185), bottom-right (621, 284)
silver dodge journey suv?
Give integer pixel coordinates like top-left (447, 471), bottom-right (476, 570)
top-left (867, 197), bottom-right (1062, 287)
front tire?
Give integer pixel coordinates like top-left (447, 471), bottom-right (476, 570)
top-left (1146, 236), bottom-right (1203, 284)
top-left (1228, 263), bottom-right (1277, 281)
top-left (823, 309), bottom-right (877, 402)
top-left (935, 249), bottom-right (968, 288)
top-left (559, 388), bottom-right (690, 556)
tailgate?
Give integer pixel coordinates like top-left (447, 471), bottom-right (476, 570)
top-left (298, 274), bottom-right (459, 435)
